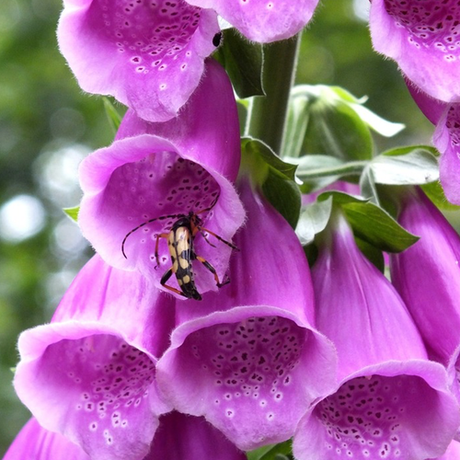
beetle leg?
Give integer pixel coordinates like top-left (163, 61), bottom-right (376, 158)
top-left (199, 230), bottom-right (216, 248)
top-left (196, 226), bottom-right (239, 251)
top-left (195, 254), bottom-right (230, 288)
top-left (160, 267), bottom-right (190, 298)
top-left (154, 232), bottom-right (169, 269)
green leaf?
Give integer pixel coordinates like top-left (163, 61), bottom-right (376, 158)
top-left (63, 206), bottom-right (79, 222)
top-left (103, 97), bottom-right (123, 134)
top-left (317, 192), bottom-right (419, 252)
top-left (242, 138), bottom-right (298, 181)
top-left (355, 236), bottom-right (385, 273)
top-left (296, 196), bottom-right (333, 245)
top-left (247, 441), bottom-right (292, 460)
top-left (359, 165), bottom-right (380, 205)
top-left (214, 28), bottom-right (264, 99)
top-left (262, 170), bottom-right (301, 229)
top-left (241, 138), bottom-right (301, 228)
top-left (368, 146), bottom-right (439, 185)
top-left (290, 154), bottom-right (365, 193)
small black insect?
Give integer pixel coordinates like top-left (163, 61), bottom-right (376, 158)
top-left (121, 198), bottom-right (238, 300)
top-left (212, 32), bottom-right (222, 47)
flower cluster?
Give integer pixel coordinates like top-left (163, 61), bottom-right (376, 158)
top-left (6, 0), bottom-right (460, 459)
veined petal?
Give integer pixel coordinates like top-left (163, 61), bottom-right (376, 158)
top-left (116, 59), bottom-right (241, 182)
top-left (57, 0), bottom-right (220, 122)
top-left (3, 418), bottom-right (90, 460)
top-left (390, 188), bottom-right (460, 441)
top-left (390, 187), bottom-right (460, 364)
top-left (370, 0), bottom-right (460, 103)
top-left (156, 180), bottom-right (337, 451)
top-left (184, 0), bottom-right (319, 43)
top-left (146, 412), bottom-right (246, 459)
top-left (13, 256), bottom-right (174, 460)
top-left (293, 210), bottom-right (460, 459)
top-left (313, 210), bottom-right (427, 380)
top-left (406, 81), bottom-right (447, 125)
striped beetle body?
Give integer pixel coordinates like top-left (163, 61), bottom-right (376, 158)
top-left (162, 215), bottom-right (202, 300)
top-left (122, 199), bottom-right (238, 300)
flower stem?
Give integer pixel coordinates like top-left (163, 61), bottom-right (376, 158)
top-left (245, 34), bottom-right (301, 155)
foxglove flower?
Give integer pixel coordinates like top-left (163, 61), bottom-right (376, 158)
top-left (370, 0), bottom-right (460, 103)
top-left (293, 210), bottom-right (460, 460)
top-left (4, 414), bottom-right (246, 460)
top-left (155, 179), bottom-right (337, 451)
top-left (58, 0), bottom-right (220, 122)
top-left (390, 187), bottom-right (460, 417)
top-left (390, 187), bottom-right (460, 363)
top-left (78, 60), bottom-right (245, 299)
top-left (184, 0), bottom-right (320, 43)
top-left (13, 255), bottom-right (175, 460)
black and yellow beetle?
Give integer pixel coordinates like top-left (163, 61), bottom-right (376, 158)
top-left (121, 200), bottom-right (238, 300)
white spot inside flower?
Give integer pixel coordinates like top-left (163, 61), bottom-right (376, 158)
top-left (226, 409), bottom-right (234, 418)
top-left (89, 422), bottom-right (98, 431)
top-left (159, 83), bottom-right (167, 90)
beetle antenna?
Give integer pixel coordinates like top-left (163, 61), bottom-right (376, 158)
top-left (121, 213), bottom-right (185, 259)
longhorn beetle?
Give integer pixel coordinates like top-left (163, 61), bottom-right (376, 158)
top-left (121, 197), bottom-right (238, 300)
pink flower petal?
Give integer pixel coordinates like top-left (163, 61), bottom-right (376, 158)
top-left (58, 0), bottom-right (220, 121)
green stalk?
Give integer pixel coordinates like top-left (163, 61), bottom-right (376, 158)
top-left (245, 34), bottom-right (301, 155)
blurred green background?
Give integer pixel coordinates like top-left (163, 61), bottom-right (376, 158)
top-left (0, 0), bottom-right (434, 454)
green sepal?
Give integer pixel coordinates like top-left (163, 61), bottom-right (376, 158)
top-left (63, 206), bottom-right (80, 222)
top-left (366, 145), bottom-right (439, 186)
top-left (214, 28), bottom-right (264, 99)
top-left (298, 192), bottom-right (419, 252)
top-left (241, 137), bottom-right (301, 228)
top-left (246, 440), bottom-right (292, 460)
top-left (302, 96), bottom-right (373, 160)
top-left (296, 196), bottom-right (333, 245)
top-left (321, 191), bottom-right (419, 252)
top-left (102, 97), bottom-right (123, 135)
